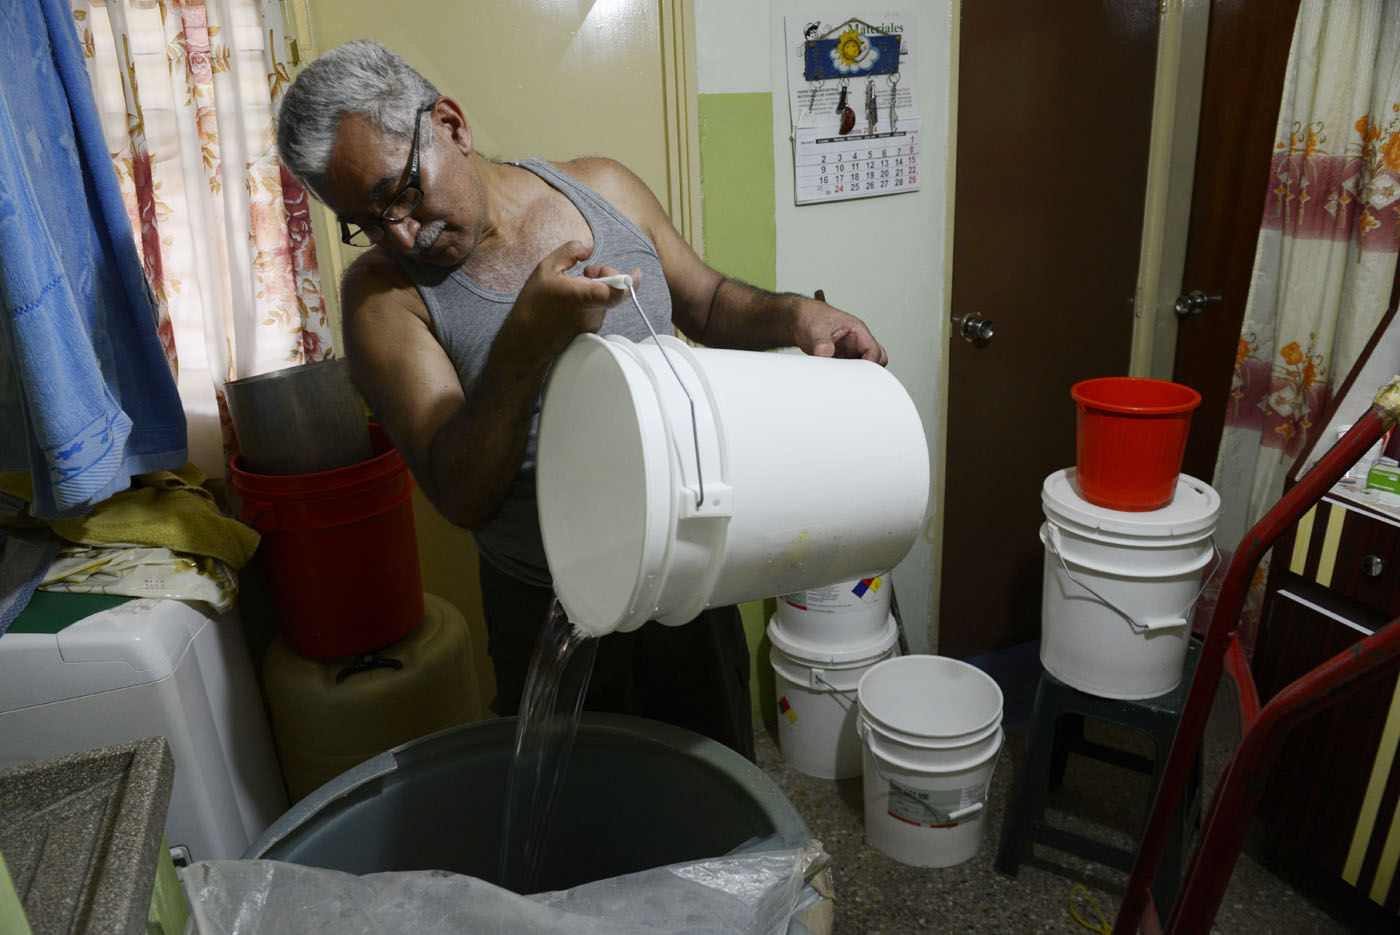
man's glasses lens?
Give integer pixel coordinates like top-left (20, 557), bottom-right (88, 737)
top-left (382, 187), bottom-right (424, 223)
top-left (341, 220), bottom-right (382, 247)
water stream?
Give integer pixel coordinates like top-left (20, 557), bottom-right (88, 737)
top-left (497, 598), bottom-right (598, 893)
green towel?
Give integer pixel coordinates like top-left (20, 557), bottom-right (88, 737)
top-left (0, 465), bottom-right (258, 569)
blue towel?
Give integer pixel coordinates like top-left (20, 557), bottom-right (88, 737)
top-left (0, 0), bottom-right (186, 520)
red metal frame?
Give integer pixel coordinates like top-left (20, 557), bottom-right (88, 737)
top-left (1114, 393), bottom-right (1400, 934)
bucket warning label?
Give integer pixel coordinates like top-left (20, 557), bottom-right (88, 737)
top-left (886, 778), bottom-right (978, 827)
top-left (781, 576), bottom-right (884, 613)
top-left (778, 697), bottom-right (798, 723)
top-left (852, 577), bottom-right (883, 602)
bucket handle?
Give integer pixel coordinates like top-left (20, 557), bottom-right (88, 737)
top-left (857, 720), bottom-right (1001, 824)
top-left (811, 668), bottom-right (857, 712)
top-left (614, 277), bottom-right (707, 509)
top-left (1040, 524), bottom-right (1220, 633)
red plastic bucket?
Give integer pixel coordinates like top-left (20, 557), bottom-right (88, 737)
top-left (233, 425), bottom-right (423, 658)
top-left (1070, 377), bottom-right (1201, 511)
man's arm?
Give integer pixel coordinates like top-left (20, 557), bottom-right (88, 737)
top-left (573, 158), bottom-right (887, 365)
top-left (341, 241), bottom-right (631, 530)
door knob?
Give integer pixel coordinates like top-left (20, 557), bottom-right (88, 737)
top-left (1174, 290), bottom-right (1220, 318)
top-left (1362, 554), bottom-right (1384, 578)
top-left (956, 313), bottom-right (995, 345)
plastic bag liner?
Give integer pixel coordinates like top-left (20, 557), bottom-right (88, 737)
top-left (181, 841), bottom-right (831, 935)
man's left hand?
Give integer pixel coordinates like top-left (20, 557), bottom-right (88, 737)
top-left (794, 300), bottom-right (888, 366)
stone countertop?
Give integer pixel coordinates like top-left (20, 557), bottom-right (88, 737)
top-left (0, 738), bottom-right (174, 935)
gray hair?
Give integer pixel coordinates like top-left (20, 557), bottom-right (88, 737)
top-left (277, 39), bottom-right (440, 187)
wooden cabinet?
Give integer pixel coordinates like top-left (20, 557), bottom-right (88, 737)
top-left (1255, 488), bottom-right (1400, 912)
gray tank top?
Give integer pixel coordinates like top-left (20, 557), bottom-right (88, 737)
top-left (395, 158), bottom-right (673, 587)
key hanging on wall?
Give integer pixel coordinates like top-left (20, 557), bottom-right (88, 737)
top-left (887, 72), bottom-right (900, 132)
top-left (836, 79), bottom-right (855, 135)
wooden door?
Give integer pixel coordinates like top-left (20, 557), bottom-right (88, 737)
top-left (938, 1), bottom-right (1160, 658)
top-left (1171, 0), bottom-right (1302, 481)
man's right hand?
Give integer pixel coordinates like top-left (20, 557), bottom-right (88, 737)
top-left (507, 240), bottom-right (639, 360)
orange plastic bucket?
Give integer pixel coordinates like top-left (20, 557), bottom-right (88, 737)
top-left (1070, 378), bottom-right (1201, 511)
top-left (233, 425), bottom-right (423, 659)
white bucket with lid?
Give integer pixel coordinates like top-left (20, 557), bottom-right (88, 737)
top-left (537, 335), bottom-right (929, 637)
top-left (769, 613), bottom-right (899, 780)
top-left (775, 574), bottom-right (893, 641)
top-left (1040, 468), bottom-right (1220, 699)
top-left (855, 655), bottom-right (1005, 867)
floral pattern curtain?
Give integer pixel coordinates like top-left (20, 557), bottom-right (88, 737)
top-left (1203, 0), bottom-right (1400, 654)
top-left (68, 0), bottom-right (333, 477)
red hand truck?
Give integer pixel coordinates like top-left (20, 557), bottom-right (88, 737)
top-left (1115, 377), bottom-right (1400, 934)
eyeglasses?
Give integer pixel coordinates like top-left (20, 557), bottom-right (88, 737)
top-left (339, 104), bottom-right (435, 247)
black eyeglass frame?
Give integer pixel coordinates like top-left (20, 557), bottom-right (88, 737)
top-left (338, 103), bottom-right (436, 247)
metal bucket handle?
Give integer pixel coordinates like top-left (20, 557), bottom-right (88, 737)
top-left (857, 719), bottom-right (1001, 823)
top-left (791, 642), bottom-right (897, 714)
top-left (812, 668), bottom-right (858, 713)
top-left (1041, 523), bottom-right (1219, 633)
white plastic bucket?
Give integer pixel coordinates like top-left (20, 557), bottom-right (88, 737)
top-left (855, 655), bottom-right (1005, 867)
top-left (860, 724), bottom-right (1004, 868)
top-left (1040, 468), bottom-right (1221, 699)
top-left (775, 573), bottom-right (893, 643)
top-left (769, 614), bottom-right (900, 780)
top-left (536, 335), bottom-right (929, 637)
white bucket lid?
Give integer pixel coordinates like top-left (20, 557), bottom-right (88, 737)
top-left (857, 655), bottom-right (1003, 741)
top-left (767, 614), bottom-right (899, 665)
top-left (1042, 468), bottom-right (1220, 539)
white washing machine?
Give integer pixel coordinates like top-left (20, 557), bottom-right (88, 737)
top-left (0, 597), bottom-right (287, 860)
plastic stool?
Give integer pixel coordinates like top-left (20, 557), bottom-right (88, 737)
top-left (995, 640), bottom-right (1202, 913)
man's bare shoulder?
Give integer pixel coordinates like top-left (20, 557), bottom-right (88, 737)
top-left (341, 249), bottom-right (427, 322)
top-left (556, 156), bottom-right (659, 217)
top-left (558, 155), bottom-right (634, 188)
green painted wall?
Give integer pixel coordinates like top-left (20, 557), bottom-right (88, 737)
top-left (698, 91), bottom-right (780, 728)
top-left (699, 93), bottom-right (777, 292)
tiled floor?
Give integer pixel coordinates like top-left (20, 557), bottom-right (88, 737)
top-left (753, 643), bottom-right (1396, 934)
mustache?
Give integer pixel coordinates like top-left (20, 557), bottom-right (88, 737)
top-left (411, 220), bottom-right (447, 252)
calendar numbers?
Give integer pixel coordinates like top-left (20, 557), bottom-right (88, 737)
top-left (795, 118), bottom-right (922, 205)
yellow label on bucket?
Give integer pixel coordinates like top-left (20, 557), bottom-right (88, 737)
top-left (779, 696), bottom-right (798, 723)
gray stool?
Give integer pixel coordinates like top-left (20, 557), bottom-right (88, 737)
top-left (995, 640), bottom-right (1202, 914)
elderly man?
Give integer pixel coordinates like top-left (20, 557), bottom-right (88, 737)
top-left (276, 39), bottom-right (885, 759)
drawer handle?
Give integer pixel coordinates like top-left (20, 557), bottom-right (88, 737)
top-left (1362, 554), bottom-right (1384, 578)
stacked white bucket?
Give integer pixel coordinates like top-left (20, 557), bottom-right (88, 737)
top-left (768, 575), bottom-right (900, 780)
top-left (856, 655), bottom-right (1004, 867)
top-left (1039, 468), bottom-right (1221, 699)
top-left (769, 575), bottom-right (1007, 868)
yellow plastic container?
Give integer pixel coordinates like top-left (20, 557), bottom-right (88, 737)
top-left (262, 592), bottom-right (482, 801)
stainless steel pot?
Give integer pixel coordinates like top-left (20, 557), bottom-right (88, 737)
top-left (225, 358), bottom-right (373, 475)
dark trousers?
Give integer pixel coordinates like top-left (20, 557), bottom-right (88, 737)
top-left (478, 558), bottom-right (756, 761)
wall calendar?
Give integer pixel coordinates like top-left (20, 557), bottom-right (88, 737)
top-left (794, 119), bottom-right (921, 204)
top-left (785, 12), bottom-right (920, 206)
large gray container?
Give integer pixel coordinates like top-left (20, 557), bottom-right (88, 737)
top-left (244, 714), bottom-right (808, 893)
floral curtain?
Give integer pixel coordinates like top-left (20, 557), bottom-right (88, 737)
top-left (1203, 0), bottom-right (1400, 654)
top-left (67, 0), bottom-right (333, 478)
